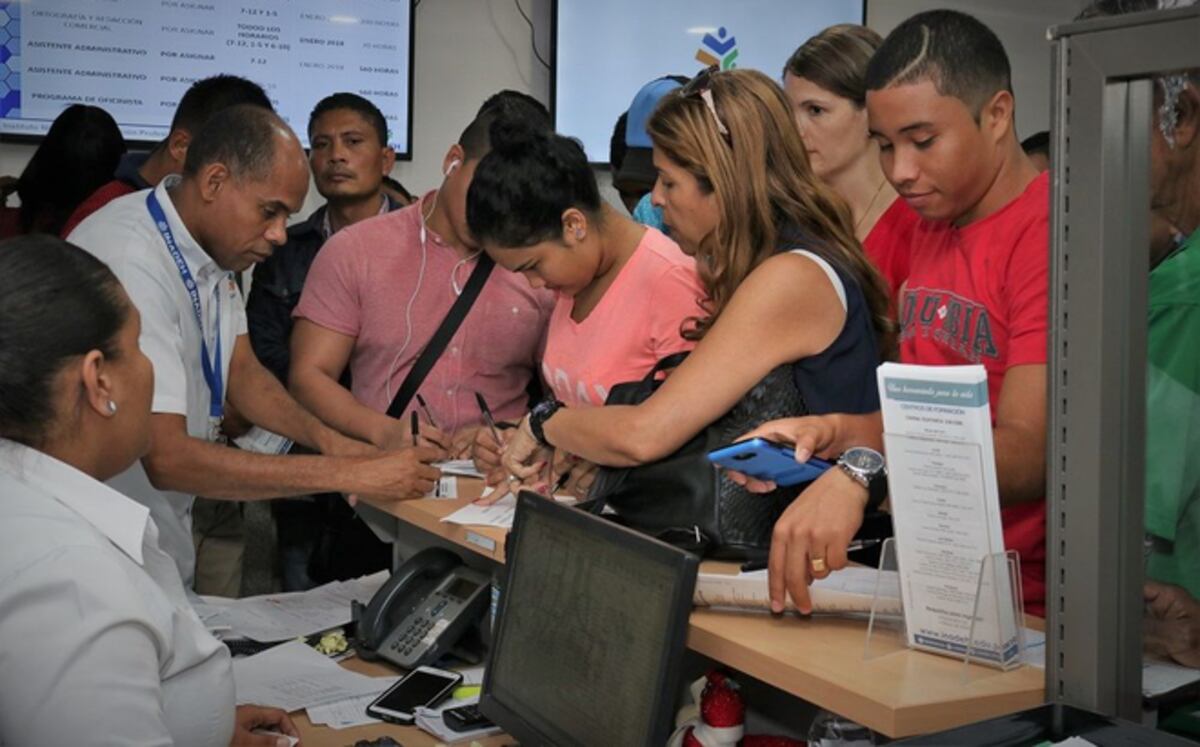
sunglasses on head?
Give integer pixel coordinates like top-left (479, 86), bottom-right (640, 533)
top-left (681, 65), bottom-right (731, 142)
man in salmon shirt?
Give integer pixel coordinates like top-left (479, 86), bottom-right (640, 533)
top-left (729, 9), bottom-right (1049, 616)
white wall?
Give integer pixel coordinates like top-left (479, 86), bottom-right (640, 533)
top-left (866, 0), bottom-right (1086, 140)
top-left (369, 0), bottom-right (552, 214)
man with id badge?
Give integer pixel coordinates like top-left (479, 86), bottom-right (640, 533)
top-left (69, 105), bottom-right (444, 590)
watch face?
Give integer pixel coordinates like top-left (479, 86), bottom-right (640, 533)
top-left (845, 447), bottom-right (884, 474)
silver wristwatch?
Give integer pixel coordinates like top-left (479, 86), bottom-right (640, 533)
top-left (836, 446), bottom-right (886, 489)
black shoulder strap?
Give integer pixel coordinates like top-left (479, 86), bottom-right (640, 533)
top-left (386, 254), bottom-right (495, 418)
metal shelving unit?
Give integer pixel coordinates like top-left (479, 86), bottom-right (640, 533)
top-left (1047, 5), bottom-right (1200, 721)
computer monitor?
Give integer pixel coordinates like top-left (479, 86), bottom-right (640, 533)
top-left (480, 492), bottom-right (699, 747)
top-left (1, 2), bottom-right (415, 155)
top-left (553, 0), bottom-right (865, 162)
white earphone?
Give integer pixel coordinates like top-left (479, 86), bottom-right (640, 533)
top-left (386, 156), bottom-right (465, 404)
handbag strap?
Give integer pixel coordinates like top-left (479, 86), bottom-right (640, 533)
top-left (386, 253), bottom-right (495, 418)
top-left (644, 351), bottom-right (690, 382)
top-left (581, 350), bottom-right (693, 516)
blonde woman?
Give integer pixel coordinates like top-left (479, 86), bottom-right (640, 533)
top-left (498, 69), bottom-right (892, 547)
top-left (783, 24), bottom-right (921, 303)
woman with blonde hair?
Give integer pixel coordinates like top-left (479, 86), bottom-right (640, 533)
top-left (495, 68), bottom-right (892, 553)
top-left (783, 23), bottom-right (921, 302)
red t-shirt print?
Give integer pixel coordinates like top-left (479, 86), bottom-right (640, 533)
top-left (897, 172), bottom-right (1051, 617)
top-left (863, 196), bottom-right (921, 305)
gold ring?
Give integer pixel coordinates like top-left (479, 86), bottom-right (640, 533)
top-left (810, 556), bottom-right (828, 573)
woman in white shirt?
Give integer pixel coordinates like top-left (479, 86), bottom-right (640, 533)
top-left (0, 234), bottom-right (298, 746)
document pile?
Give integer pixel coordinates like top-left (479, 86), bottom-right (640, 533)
top-left (879, 363), bottom-right (1021, 667)
top-left (194, 571), bottom-right (387, 642)
top-left (233, 641), bottom-right (394, 714)
top-left (693, 566), bottom-right (902, 615)
top-left (414, 694), bottom-right (502, 742)
top-left (441, 488), bottom-right (580, 530)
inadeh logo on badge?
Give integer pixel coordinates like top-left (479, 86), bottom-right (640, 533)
top-left (695, 26), bottom-right (738, 70)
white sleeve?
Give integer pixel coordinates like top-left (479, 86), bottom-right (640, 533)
top-left (113, 257), bottom-right (190, 416)
top-left (231, 275), bottom-right (249, 337)
top-left (0, 546), bottom-right (175, 747)
top-left (70, 221), bottom-right (190, 417)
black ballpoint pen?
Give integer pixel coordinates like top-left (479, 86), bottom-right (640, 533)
top-left (474, 391), bottom-right (503, 446)
top-left (410, 410), bottom-right (419, 448)
top-left (415, 393), bottom-right (439, 430)
top-left (551, 468), bottom-right (573, 494)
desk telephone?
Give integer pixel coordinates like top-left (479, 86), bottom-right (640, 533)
top-left (353, 547), bottom-right (490, 669)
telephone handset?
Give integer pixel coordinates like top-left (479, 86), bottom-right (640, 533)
top-left (353, 547), bottom-right (490, 669)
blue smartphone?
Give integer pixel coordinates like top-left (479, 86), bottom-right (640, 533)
top-left (707, 437), bottom-right (832, 486)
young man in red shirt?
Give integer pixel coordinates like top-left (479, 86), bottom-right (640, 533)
top-left (731, 9), bottom-right (1049, 616)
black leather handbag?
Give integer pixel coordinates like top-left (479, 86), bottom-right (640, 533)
top-left (586, 353), bottom-right (809, 560)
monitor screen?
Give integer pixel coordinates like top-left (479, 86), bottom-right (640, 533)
top-left (553, 0), bottom-right (865, 163)
top-left (481, 493), bottom-right (698, 747)
top-left (0, 1), bottom-right (414, 154)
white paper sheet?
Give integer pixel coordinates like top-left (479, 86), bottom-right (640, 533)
top-left (233, 640), bottom-right (390, 712)
top-left (1020, 627), bottom-right (1046, 669)
top-left (426, 475), bottom-right (459, 499)
top-left (414, 694), bottom-right (503, 742)
top-left (879, 363), bottom-right (1020, 667)
top-left (693, 567), bottom-right (903, 615)
top-left (234, 426), bottom-right (294, 455)
top-left (478, 485), bottom-right (579, 504)
top-left (1143, 657), bottom-right (1200, 697)
top-left (195, 571), bottom-right (387, 641)
top-left (305, 666), bottom-right (487, 730)
top-left (456, 664), bottom-right (486, 686)
top-left (305, 681), bottom-right (398, 730)
top-left (435, 459), bottom-right (486, 479)
top-left (441, 493), bottom-right (518, 528)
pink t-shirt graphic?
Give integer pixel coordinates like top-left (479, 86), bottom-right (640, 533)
top-left (541, 227), bottom-right (704, 407)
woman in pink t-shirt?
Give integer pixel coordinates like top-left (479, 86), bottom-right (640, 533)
top-left (465, 120), bottom-right (705, 491)
top-left (491, 69), bottom-right (894, 527)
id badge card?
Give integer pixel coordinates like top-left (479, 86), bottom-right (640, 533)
top-left (208, 416), bottom-right (227, 444)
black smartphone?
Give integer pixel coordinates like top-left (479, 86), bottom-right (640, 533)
top-left (365, 665), bottom-right (462, 725)
top-left (442, 703), bottom-right (494, 732)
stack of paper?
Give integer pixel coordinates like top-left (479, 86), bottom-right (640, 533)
top-left (195, 571), bottom-right (388, 641)
top-left (414, 695), bottom-right (502, 743)
top-left (233, 641), bottom-right (392, 712)
top-left (1143, 658), bottom-right (1200, 697)
top-left (435, 459), bottom-right (487, 479)
top-left (306, 691), bottom-right (390, 730)
top-left (426, 475), bottom-right (459, 499)
top-left (304, 665), bottom-right (487, 731)
top-left (442, 493), bottom-right (518, 528)
top-left (693, 567), bottom-right (902, 615)
top-left (878, 363), bottom-right (1020, 667)
top-left (441, 489), bottom-right (580, 529)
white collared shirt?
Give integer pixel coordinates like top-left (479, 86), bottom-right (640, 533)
top-left (0, 440), bottom-right (234, 746)
top-left (68, 177), bottom-right (247, 588)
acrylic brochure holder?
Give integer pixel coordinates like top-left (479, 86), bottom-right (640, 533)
top-left (864, 538), bottom-right (1027, 679)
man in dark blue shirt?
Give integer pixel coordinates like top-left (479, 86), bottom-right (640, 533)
top-left (247, 93), bottom-right (404, 590)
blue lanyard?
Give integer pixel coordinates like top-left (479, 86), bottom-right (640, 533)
top-left (146, 190), bottom-right (224, 419)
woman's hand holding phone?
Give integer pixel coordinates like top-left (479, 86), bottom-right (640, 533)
top-left (721, 415), bottom-right (844, 492)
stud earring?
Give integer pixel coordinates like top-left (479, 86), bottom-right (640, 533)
top-left (107, 400), bottom-right (118, 415)
top-left (575, 229), bottom-right (585, 240)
